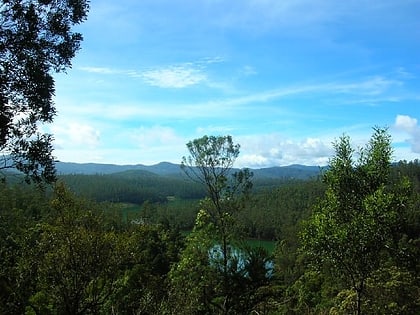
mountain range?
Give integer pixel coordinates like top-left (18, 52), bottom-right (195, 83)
top-left (55, 161), bottom-right (324, 180)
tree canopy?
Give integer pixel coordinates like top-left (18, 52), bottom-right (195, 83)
top-left (300, 127), bottom-right (412, 314)
top-left (0, 0), bottom-right (89, 183)
top-left (173, 135), bottom-right (274, 314)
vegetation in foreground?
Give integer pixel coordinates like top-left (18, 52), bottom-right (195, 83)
top-left (1, 130), bottom-right (419, 314)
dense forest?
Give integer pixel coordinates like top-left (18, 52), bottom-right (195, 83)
top-left (1, 131), bottom-right (419, 314)
top-left (2, 2), bottom-right (417, 314)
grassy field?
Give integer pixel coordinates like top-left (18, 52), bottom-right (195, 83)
top-left (117, 202), bottom-right (142, 221)
top-left (245, 238), bottom-right (276, 253)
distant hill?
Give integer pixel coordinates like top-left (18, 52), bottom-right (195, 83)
top-left (55, 161), bottom-right (181, 176)
top-left (252, 164), bottom-right (324, 180)
top-left (55, 161), bottom-right (324, 180)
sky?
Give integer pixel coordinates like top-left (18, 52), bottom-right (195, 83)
top-left (47, 0), bottom-right (420, 168)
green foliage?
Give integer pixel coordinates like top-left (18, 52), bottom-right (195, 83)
top-left (0, 0), bottom-right (89, 183)
top-left (280, 270), bottom-right (339, 314)
top-left (169, 209), bottom-right (219, 314)
top-left (181, 135), bottom-right (253, 256)
top-left (241, 179), bottom-right (325, 240)
top-left (0, 182), bottom-right (50, 314)
top-left (105, 223), bottom-right (184, 314)
top-left (364, 265), bottom-right (420, 314)
top-left (300, 128), bottom-right (415, 314)
top-left (28, 183), bottom-right (122, 314)
top-left (60, 172), bottom-right (206, 204)
top-left (59, 172), bottom-right (326, 237)
top-left (0, 182), bottom-right (184, 314)
top-left (171, 135), bottom-right (275, 314)
top-left (1, 132), bottom-right (419, 314)
top-left (182, 135), bottom-right (253, 204)
top-left (330, 264), bottom-right (420, 315)
top-left (169, 208), bottom-right (274, 314)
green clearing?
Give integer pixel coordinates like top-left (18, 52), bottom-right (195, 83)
top-left (245, 238), bottom-right (276, 253)
top-left (117, 202), bottom-right (142, 221)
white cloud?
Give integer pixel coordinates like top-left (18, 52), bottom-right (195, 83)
top-left (395, 115), bottom-right (418, 132)
top-left (78, 59), bottom-right (221, 89)
top-left (237, 154), bottom-right (269, 167)
top-left (79, 66), bottom-right (117, 74)
top-left (131, 125), bottom-right (185, 149)
top-left (139, 65), bottom-right (206, 88)
top-left (52, 125), bottom-right (188, 165)
top-left (236, 134), bottom-right (333, 168)
top-left (51, 122), bottom-right (100, 149)
top-left (69, 124), bottom-right (100, 148)
top-left (394, 115), bottom-right (420, 153)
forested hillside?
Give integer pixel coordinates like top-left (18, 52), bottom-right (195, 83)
top-left (57, 169), bottom-right (319, 205)
top-left (1, 132), bottom-right (419, 314)
top-left (59, 170), bottom-right (206, 203)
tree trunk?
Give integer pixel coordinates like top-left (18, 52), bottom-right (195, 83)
top-left (355, 280), bottom-right (364, 315)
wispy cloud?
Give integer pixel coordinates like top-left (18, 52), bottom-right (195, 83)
top-left (394, 67), bottom-right (416, 80)
top-left (328, 76), bottom-right (402, 96)
top-left (55, 74), bottom-right (406, 124)
top-left (208, 75), bottom-right (402, 109)
top-left (79, 66), bottom-right (117, 74)
top-left (208, 0), bottom-right (418, 39)
top-left (79, 57), bottom-right (225, 89)
top-left (240, 65), bottom-right (257, 76)
top-left (138, 65), bottom-right (206, 88)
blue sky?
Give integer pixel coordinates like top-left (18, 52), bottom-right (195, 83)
top-left (47, 0), bottom-right (420, 167)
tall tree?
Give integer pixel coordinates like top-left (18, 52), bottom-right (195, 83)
top-left (172, 135), bottom-right (254, 314)
top-left (181, 135), bottom-right (253, 284)
top-left (0, 0), bottom-right (89, 183)
top-left (300, 127), bottom-right (411, 315)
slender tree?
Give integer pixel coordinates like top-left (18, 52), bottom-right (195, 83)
top-left (182, 136), bottom-right (252, 282)
top-left (0, 0), bottom-right (89, 183)
top-left (172, 135), bottom-right (253, 314)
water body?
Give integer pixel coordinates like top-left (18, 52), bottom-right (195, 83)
top-left (209, 244), bottom-right (274, 279)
